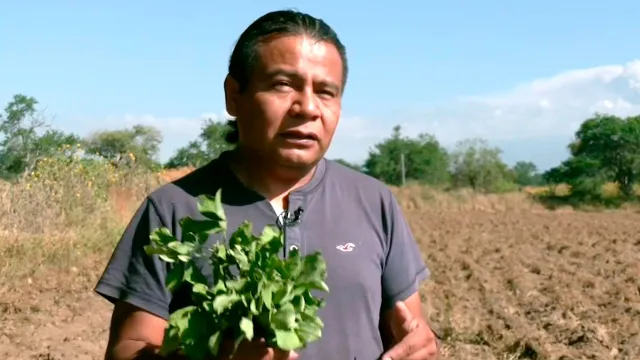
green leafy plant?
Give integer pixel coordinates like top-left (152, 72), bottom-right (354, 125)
top-left (144, 189), bottom-right (329, 360)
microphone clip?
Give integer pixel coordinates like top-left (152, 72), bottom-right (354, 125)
top-left (278, 207), bottom-right (304, 228)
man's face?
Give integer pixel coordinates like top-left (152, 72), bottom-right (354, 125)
top-left (225, 34), bottom-right (343, 169)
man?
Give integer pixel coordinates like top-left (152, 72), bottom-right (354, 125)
top-left (95, 9), bottom-right (439, 360)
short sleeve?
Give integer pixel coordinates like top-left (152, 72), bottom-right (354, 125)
top-left (94, 197), bottom-right (173, 320)
top-left (380, 189), bottom-right (430, 311)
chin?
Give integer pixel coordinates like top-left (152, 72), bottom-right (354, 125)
top-left (276, 148), bottom-right (322, 168)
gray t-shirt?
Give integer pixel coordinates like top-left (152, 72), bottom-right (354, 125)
top-left (95, 151), bottom-right (430, 360)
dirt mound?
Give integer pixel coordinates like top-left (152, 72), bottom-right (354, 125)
top-left (1, 189), bottom-right (639, 359)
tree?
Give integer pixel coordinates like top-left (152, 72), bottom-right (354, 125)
top-left (85, 124), bottom-right (163, 169)
top-left (512, 161), bottom-right (543, 186)
top-left (165, 119), bottom-right (235, 168)
top-left (449, 138), bottom-right (512, 192)
top-left (364, 125), bottom-right (450, 186)
top-left (0, 94), bottom-right (81, 178)
top-left (571, 113), bottom-right (640, 197)
top-left (544, 113), bottom-right (640, 199)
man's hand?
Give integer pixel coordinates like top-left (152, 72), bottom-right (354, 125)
top-left (381, 301), bottom-right (439, 360)
top-left (218, 337), bottom-right (298, 360)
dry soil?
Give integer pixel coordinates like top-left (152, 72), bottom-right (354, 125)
top-left (1, 194), bottom-right (639, 360)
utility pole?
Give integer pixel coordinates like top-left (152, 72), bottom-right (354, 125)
top-left (400, 153), bottom-right (406, 186)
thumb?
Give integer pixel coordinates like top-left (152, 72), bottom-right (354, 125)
top-left (392, 301), bottom-right (418, 334)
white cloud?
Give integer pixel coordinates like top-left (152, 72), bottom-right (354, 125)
top-left (405, 60), bottom-right (640, 145)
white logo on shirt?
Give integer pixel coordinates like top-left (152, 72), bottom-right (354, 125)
top-left (336, 243), bottom-right (356, 252)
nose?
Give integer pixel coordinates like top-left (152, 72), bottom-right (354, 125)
top-left (289, 88), bottom-right (321, 120)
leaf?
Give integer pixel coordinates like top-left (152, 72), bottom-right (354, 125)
top-left (212, 279), bottom-right (226, 294)
top-left (271, 303), bottom-right (297, 330)
top-left (183, 262), bottom-right (208, 286)
top-left (300, 311), bottom-right (324, 328)
top-left (212, 293), bottom-right (241, 313)
top-left (192, 283), bottom-right (210, 300)
top-left (259, 226), bottom-right (283, 255)
top-left (273, 282), bottom-right (294, 304)
top-left (150, 227), bottom-right (175, 246)
top-left (291, 293), bottom-right (306, 312)
top-left (296, 319), bottom-right (322, 343)
top-left (274, 329), bottom-right (303, 351)
top-left (158, 326), bottom-right (181, 356)
top-left (259, 225), bottom-right (280, 244)
top-left (228, 222), bottom-right (253, 249)
top-left (181, 217), bottom-right (225, 242)
top-left (212, 243), bottom-right (227, 260)
top-left (228, 247), bottom-right (250, 271)
top-left (240, 317), bottom-right (254, 341)
top-left (197, 190), bottom-right (227, 231)
top-left (165, 262), bottom-right (185, 292)
top-left (285, 250), bottom-right (302, 277)
top-left (262, 284), bottom-right (274, 310)
top-left (207, 331), bottom-right (222, 356)
top-left (168, 241), bottom-right (195, 255)
top-left (144, 244), bottom-right (178, 263)
top-left (250, 298), bottom-right (260, 315)
top-left (225, 278), bottom-right (247, 292)
top-left (177, 308), bottom-right (211, 360)
top-left (167, 305), bottom-right (198, 337)
top-left (295, 253), bottom-right (329, 292)
top-left (159, 254), bottom-right (176, 263)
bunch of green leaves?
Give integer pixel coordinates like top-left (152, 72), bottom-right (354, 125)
top-left (144, 189), bottom-right (329, 360)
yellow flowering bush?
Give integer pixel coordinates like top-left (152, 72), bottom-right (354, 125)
top-left (3, 143), bottom-right (162, 235)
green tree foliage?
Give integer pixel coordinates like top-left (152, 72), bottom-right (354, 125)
top-left (363, 125), bottom-right (449, 186)
top-left (10, 91), bottom-right (640, 204)
top-left (449, 138), bottom-right (514, 193)
top-left (511, 161), bottom-right (543, 186)
top-left (165, 119), bottom-right (235, 168)
top-left (544, 113), bottom-right (640, 199)
top-left (85, 124), bottom-right (163, 170)
top-left (0, 94), bottom-right (82, 179)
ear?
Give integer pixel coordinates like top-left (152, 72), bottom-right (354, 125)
top-left (224, 74), bottom-right (240, 117)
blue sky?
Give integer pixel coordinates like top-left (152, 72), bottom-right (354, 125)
top-left (1, 0), bottom-right (640, 171)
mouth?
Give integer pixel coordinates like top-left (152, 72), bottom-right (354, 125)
top-left (279, 130), bottom-right (319, 142)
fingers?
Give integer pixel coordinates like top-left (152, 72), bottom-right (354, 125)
top-left (382, 326), bottom-right (439, 360)
top-left (383, 346), bottom-right (438, 360)
top-left (390, 301), bottom-right (419, 339)
top-left (221, 336), bottom-right (299, 360)
top-left (393, 301), bottom-right (415, 328)
top-left (270, 348), bottom-right (298, 359)
top-left (381, 335), bottom-right (415, 360)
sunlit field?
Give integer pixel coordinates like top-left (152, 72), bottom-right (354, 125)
top-left (1, 154), bottom-right (638, 360)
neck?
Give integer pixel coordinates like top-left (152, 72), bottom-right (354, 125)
top-left (228, 147), bottom-right (318, 202)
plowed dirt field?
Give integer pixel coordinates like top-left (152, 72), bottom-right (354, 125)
top-left (1, 191), bottom-right (639, 360)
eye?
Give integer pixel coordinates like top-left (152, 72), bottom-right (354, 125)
top-left (318, 89), bottom-right (336, 99)
top-left (273, 80), bottom-right (292, 90)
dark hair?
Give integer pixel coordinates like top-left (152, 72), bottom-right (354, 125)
top-left (224, 9), bottom-right (348, 144)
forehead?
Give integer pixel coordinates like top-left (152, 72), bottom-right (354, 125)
top-left (254, 35), bottom-right (343, 82)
